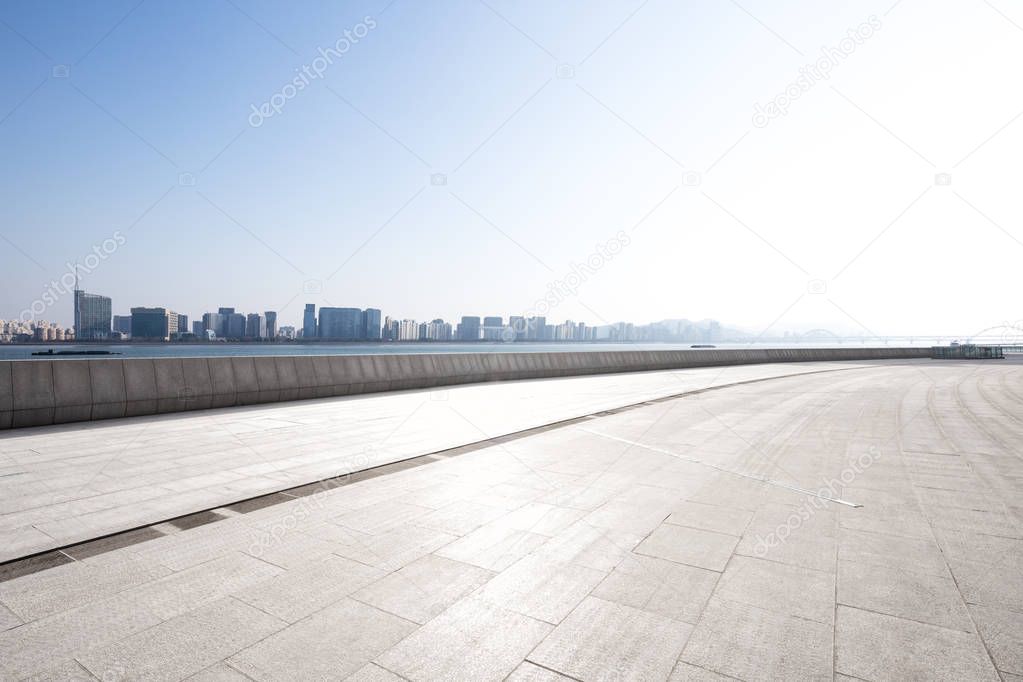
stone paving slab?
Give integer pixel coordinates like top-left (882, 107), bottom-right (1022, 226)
top-left (0, 360), bottom-right (1019, 680)
top-left (228, 597), bottom-right (417, 680)
top-left (835, 605), bottom-right (999, 681)
top-left (529, 596), bottom-right (692, 681)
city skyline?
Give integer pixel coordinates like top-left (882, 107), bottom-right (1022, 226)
top-left (2, 282), bottom-right (736, 343)
top-left (4, 267), bottom-right (760, 336)
top-left (4, 278), bottom-right (1019, 344)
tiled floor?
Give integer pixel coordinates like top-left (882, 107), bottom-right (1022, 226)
top-left (0, 361), bottom-right (866, 562)
top-left (0, 358), bottom-right (1020, 680)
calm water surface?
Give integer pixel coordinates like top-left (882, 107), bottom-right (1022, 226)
top-left (0, 341), bottom-right (934, 361)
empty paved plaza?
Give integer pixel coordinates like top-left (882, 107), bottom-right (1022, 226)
top-left (0, 361), bottom-right (861, 562)
top-left (0, 358), bottom-right (1020, 680)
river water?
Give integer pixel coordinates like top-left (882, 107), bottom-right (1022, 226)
top-left (0, 340), bottom-right (935, 361)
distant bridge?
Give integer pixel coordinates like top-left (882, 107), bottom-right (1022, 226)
top-left (798, 329), bottom-right (840, 339)
top-left (768, 333), bottom-right (1023, 346)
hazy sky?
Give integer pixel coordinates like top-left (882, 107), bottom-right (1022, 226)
top-left (1, 0), bottom-right (1020, 337)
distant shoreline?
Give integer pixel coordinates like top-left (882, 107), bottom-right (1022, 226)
top-left (1, 339), bottom-right (730, 346)
top-left (0, 339), bottom-right (940, 361)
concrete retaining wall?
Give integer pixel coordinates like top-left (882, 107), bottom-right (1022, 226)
top-left (0, 347), bottom-right (931, 429)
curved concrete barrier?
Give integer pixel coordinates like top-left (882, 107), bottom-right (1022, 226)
top-left (0, 347), bottom-right (931, 429)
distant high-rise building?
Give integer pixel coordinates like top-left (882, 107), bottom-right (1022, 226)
top-left (192, 320), bottom-right (204, 336)
top-left (554, 320), bottom-right (577, 340)
top-left (202, 312), bottom-right (224, 338)
top-left (363, 308), bottom-right (381, 340)
top-left (424, 318), bottom-right (452, 341)
top-left (398, 319), bottom-right (418, 341)
top-left (112, 315), bottom-right (132, 335)
top-left (457, 316), bottom-right (481, 341)
top-left (278, 325), bottom-right (296, 339)
top-left (215, 308), bottom-right (245, 339)
top-left (508, 316), bottom-right (526, 341)
top-left (609, 322), bottom-right (635, 341)
top-left (526, 316), bottom-right (547, 341)
top-left (245, 313), bottom-right (264, 339)
top-left (176, 315), bottom-right (188, 336)
top-left (211, 308), bottom-right (245, 338)
top-left (382, 316), bottom-right (398, 341)
top-left (73, 289), bottom-right (112, 340)
top-left (228, 315), bottom-right (245, 338)
top-left (264, 311), bottom-right (277, 339)
top-left (303, 304), bottom-right (317, 339)
top-left (482, 316), bottom-right (503, 341)
top-left (130, 307), bottom-right (174, 341)
top-left (318, 307), bottom-right (363, 340)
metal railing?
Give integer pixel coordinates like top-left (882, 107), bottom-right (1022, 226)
top-left (931, 345), bottom-right (1005, 359)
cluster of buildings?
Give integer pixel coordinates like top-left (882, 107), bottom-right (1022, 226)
top-left (0, 319), bottom-right (74, 343)
top-left (375, 315), bottom-right (595, 342)
top-left (303, 305), bottom-right (381, 341)
top-left (296, 304), bottom-right (599, 343)
top-left (299, 306), bottom-right (723, 343)
top-left (114, 308), bottom-right (291, 342)
top-left (197, 308), bottom-right (282, 341)
top-left (66, 286), bottom-right (292, 342)
top-left (3, 286), bottom-right (727, 345)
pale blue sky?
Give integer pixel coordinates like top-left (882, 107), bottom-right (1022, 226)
top-left (1, 0), bottom-right (1021, 336)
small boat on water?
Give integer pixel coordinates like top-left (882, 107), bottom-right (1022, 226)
top-left (31, 349), bottom-right (122, 356)
top-left (690, 344), bottom-right (716, 348)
